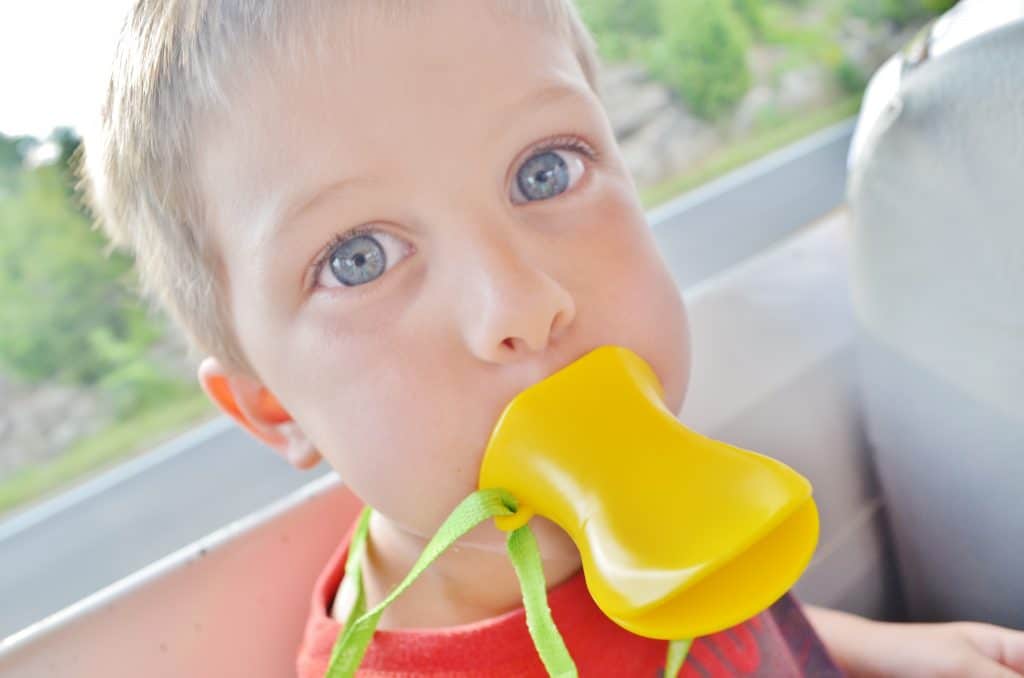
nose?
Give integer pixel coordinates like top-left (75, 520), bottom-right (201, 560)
top-left (458, 233), bottom-right (576, 364)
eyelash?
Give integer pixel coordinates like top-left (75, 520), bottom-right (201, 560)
top-left (531, 133), bottom-right (600, 167)
top-left (307, 133), bottom-right (600, 290)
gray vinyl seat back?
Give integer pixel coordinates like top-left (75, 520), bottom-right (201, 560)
top-left (847, 1), bottom-right (1024, 626)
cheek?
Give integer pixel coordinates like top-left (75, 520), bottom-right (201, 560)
top-left (584, 204), bottom-right (692, 416)
top-left (284, 329), bottom-right (490, 533)
top-left (621, 268), bottom-right (691, 415)
top-left (653, 287), bottom-right (692, 416)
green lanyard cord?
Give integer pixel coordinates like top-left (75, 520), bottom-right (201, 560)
top-left (666, 638), bottom-right (693, 677)
top-left (505, 521), bottom-right (577, 677)
top-left (323, 488), bottom-right (691, 677)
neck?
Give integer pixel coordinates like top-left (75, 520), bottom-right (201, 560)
top-left (332, 510), bottom-right (582, 629)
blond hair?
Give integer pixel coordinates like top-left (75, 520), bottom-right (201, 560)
top-left (79, 0), bottom-right (603, 377)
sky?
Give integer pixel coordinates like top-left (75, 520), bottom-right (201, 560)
top-left (0, 0), bottom-right (131, 139)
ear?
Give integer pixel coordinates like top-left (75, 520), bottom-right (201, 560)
top-left (197, 356), bottom-right (322, 470)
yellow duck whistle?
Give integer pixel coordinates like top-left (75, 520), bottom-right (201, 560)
top-left (478, 345), bottom-right (819, 640)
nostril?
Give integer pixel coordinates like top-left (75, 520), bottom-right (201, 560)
top-left (502, 337), bottom-right (516, 350)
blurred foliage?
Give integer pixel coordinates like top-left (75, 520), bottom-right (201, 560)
top-left (645, 0), bottom-right (752, 120)
top-left (577, 0), bottom-right (660, 37)
top-left (51, 126), bottom-right (83, 188)
top-left (0, 134), bottom-right (29, 189)
top-left (730, 0), bottom-right (767, 38)
top-left (0, 129), bottom-right (188, 416)
top-left (759, 5), bottom-right (839, 54)
top-left (0, 135), bottom-right (22, 170)
top-left (578, 0), bottom-right (753, 117)
top-left (577, 0), bottom-right (955, 121)
top-left (576, 0), bottom-right (660, 61)
top-left (846, 0), bottom-right (957, 26)
top-left (922, 0), bottom-right (958, 11)
top-left (834, 57), bottom-right (869, 94)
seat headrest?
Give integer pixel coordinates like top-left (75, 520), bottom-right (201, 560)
top-left (847, 11), bottom-right (1024, 423)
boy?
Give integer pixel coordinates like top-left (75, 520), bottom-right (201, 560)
top-left (81, 0), bottom-right (1024, 675)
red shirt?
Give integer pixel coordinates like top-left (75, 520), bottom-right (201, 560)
top-left (297, 517), bottom-right (844, 677)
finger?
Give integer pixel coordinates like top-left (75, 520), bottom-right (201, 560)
top-left (975, 655), bottom-right (1024, 678)
top-left (990, 627), bottom-right (1024, 673)
top-left (962, 624), bottom-right (1024, 674)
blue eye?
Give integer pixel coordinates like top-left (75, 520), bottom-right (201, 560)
top-left (328, 234), bottom-right (385, 287)
top-left (512, 139), bottom-right (592, 204)
top-left (518, 150), bottom-right (570, 200)
top-left (315, 229), bottom-right (410, 290)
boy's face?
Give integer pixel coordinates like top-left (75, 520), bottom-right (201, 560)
top-left (197, 1), bottom-right (691, 549)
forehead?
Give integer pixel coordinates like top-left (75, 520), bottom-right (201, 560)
top-left (196, 1), bottom-right (592, 244)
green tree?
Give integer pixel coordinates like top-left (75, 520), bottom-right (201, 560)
top-left (0, 133), bottom-right (23, 170)
top-left (0, 163), bottom-right (159, 389)
top-left (0, 133), bottom-right (29, 190)
top-left (644, 0), bottom-right (752, 120)
top-left (578, 0), bottom-right (660, 36)
top-left (577, 0), bottom-right (660, 61)
top-left (50, 127), bottom-right (81, 170)
top-left (730, 0), bottom-right (766, 38)
top-left (848, 0), bottom-right (956, 27)
top-left (922, 0), bottom-right (957, 12)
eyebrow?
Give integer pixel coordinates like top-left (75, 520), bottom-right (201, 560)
top-left (267, 80), bottom-right (591, 243)
top-left (267, 174), bottom-right (374, 247)
top-left (488, 80), bottom-right (594, 139)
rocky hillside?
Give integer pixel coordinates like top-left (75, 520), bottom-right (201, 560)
top-left (600, 14), bottom-right (925, 189)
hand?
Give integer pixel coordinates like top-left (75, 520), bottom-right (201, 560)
top-left (805, 604), bottom-right (1024, 677)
